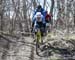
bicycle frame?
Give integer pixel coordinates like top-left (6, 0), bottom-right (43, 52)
top-left (35, 28), bottom-right (43, 56)
top-left (36, 29), bottom-right (42, 43)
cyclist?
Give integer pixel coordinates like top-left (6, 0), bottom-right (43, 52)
top-left (45, 11), bottom-right (52, 25)
top-left (45, 12), bottom-right (52, 32)
top-left (32, 5), bottom-right (46, 20)
top-left (32, 12), bottom-right (46, 36)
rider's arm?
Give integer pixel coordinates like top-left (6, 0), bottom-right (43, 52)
top-left (42, 15), bottom-right (46, 24)
top-left (42, 8), bottom-right (47, 17)
top-left (42, 15), bottom-right (46, 28)
top-left (31, 17), bottom-right (36, 32)
top-left (32, 15), bottom-right (36, 28)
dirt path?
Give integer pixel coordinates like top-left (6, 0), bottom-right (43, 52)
top-left (0, 33), bottom-right (75, 60)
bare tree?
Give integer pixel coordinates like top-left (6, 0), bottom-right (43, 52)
top-left (0, 0), bottom-right (4, 33)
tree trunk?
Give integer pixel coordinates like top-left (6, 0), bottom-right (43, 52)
top-left (0, 0), bottom-right (4, 34)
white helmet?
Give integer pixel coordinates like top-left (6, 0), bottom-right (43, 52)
top-left (35, 12), bottom-right (42, 17)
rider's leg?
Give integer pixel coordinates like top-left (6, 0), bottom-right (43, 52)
top-left (40, 23), bottom-right (46, 36)
top-left (43, 23), bottom-right (46, 36)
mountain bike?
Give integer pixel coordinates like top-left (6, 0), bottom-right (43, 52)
top-left (32, 24), bottom-right (53, 56)
top-left (35, 27), bottom-right (43, 56)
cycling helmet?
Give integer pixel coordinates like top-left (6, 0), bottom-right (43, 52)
top-left (37, 5), bottom-right (42, 9)
top-left (35, 12), bottom-right (42, 22)
top-left (35, 12), bottom-right (42, 17)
